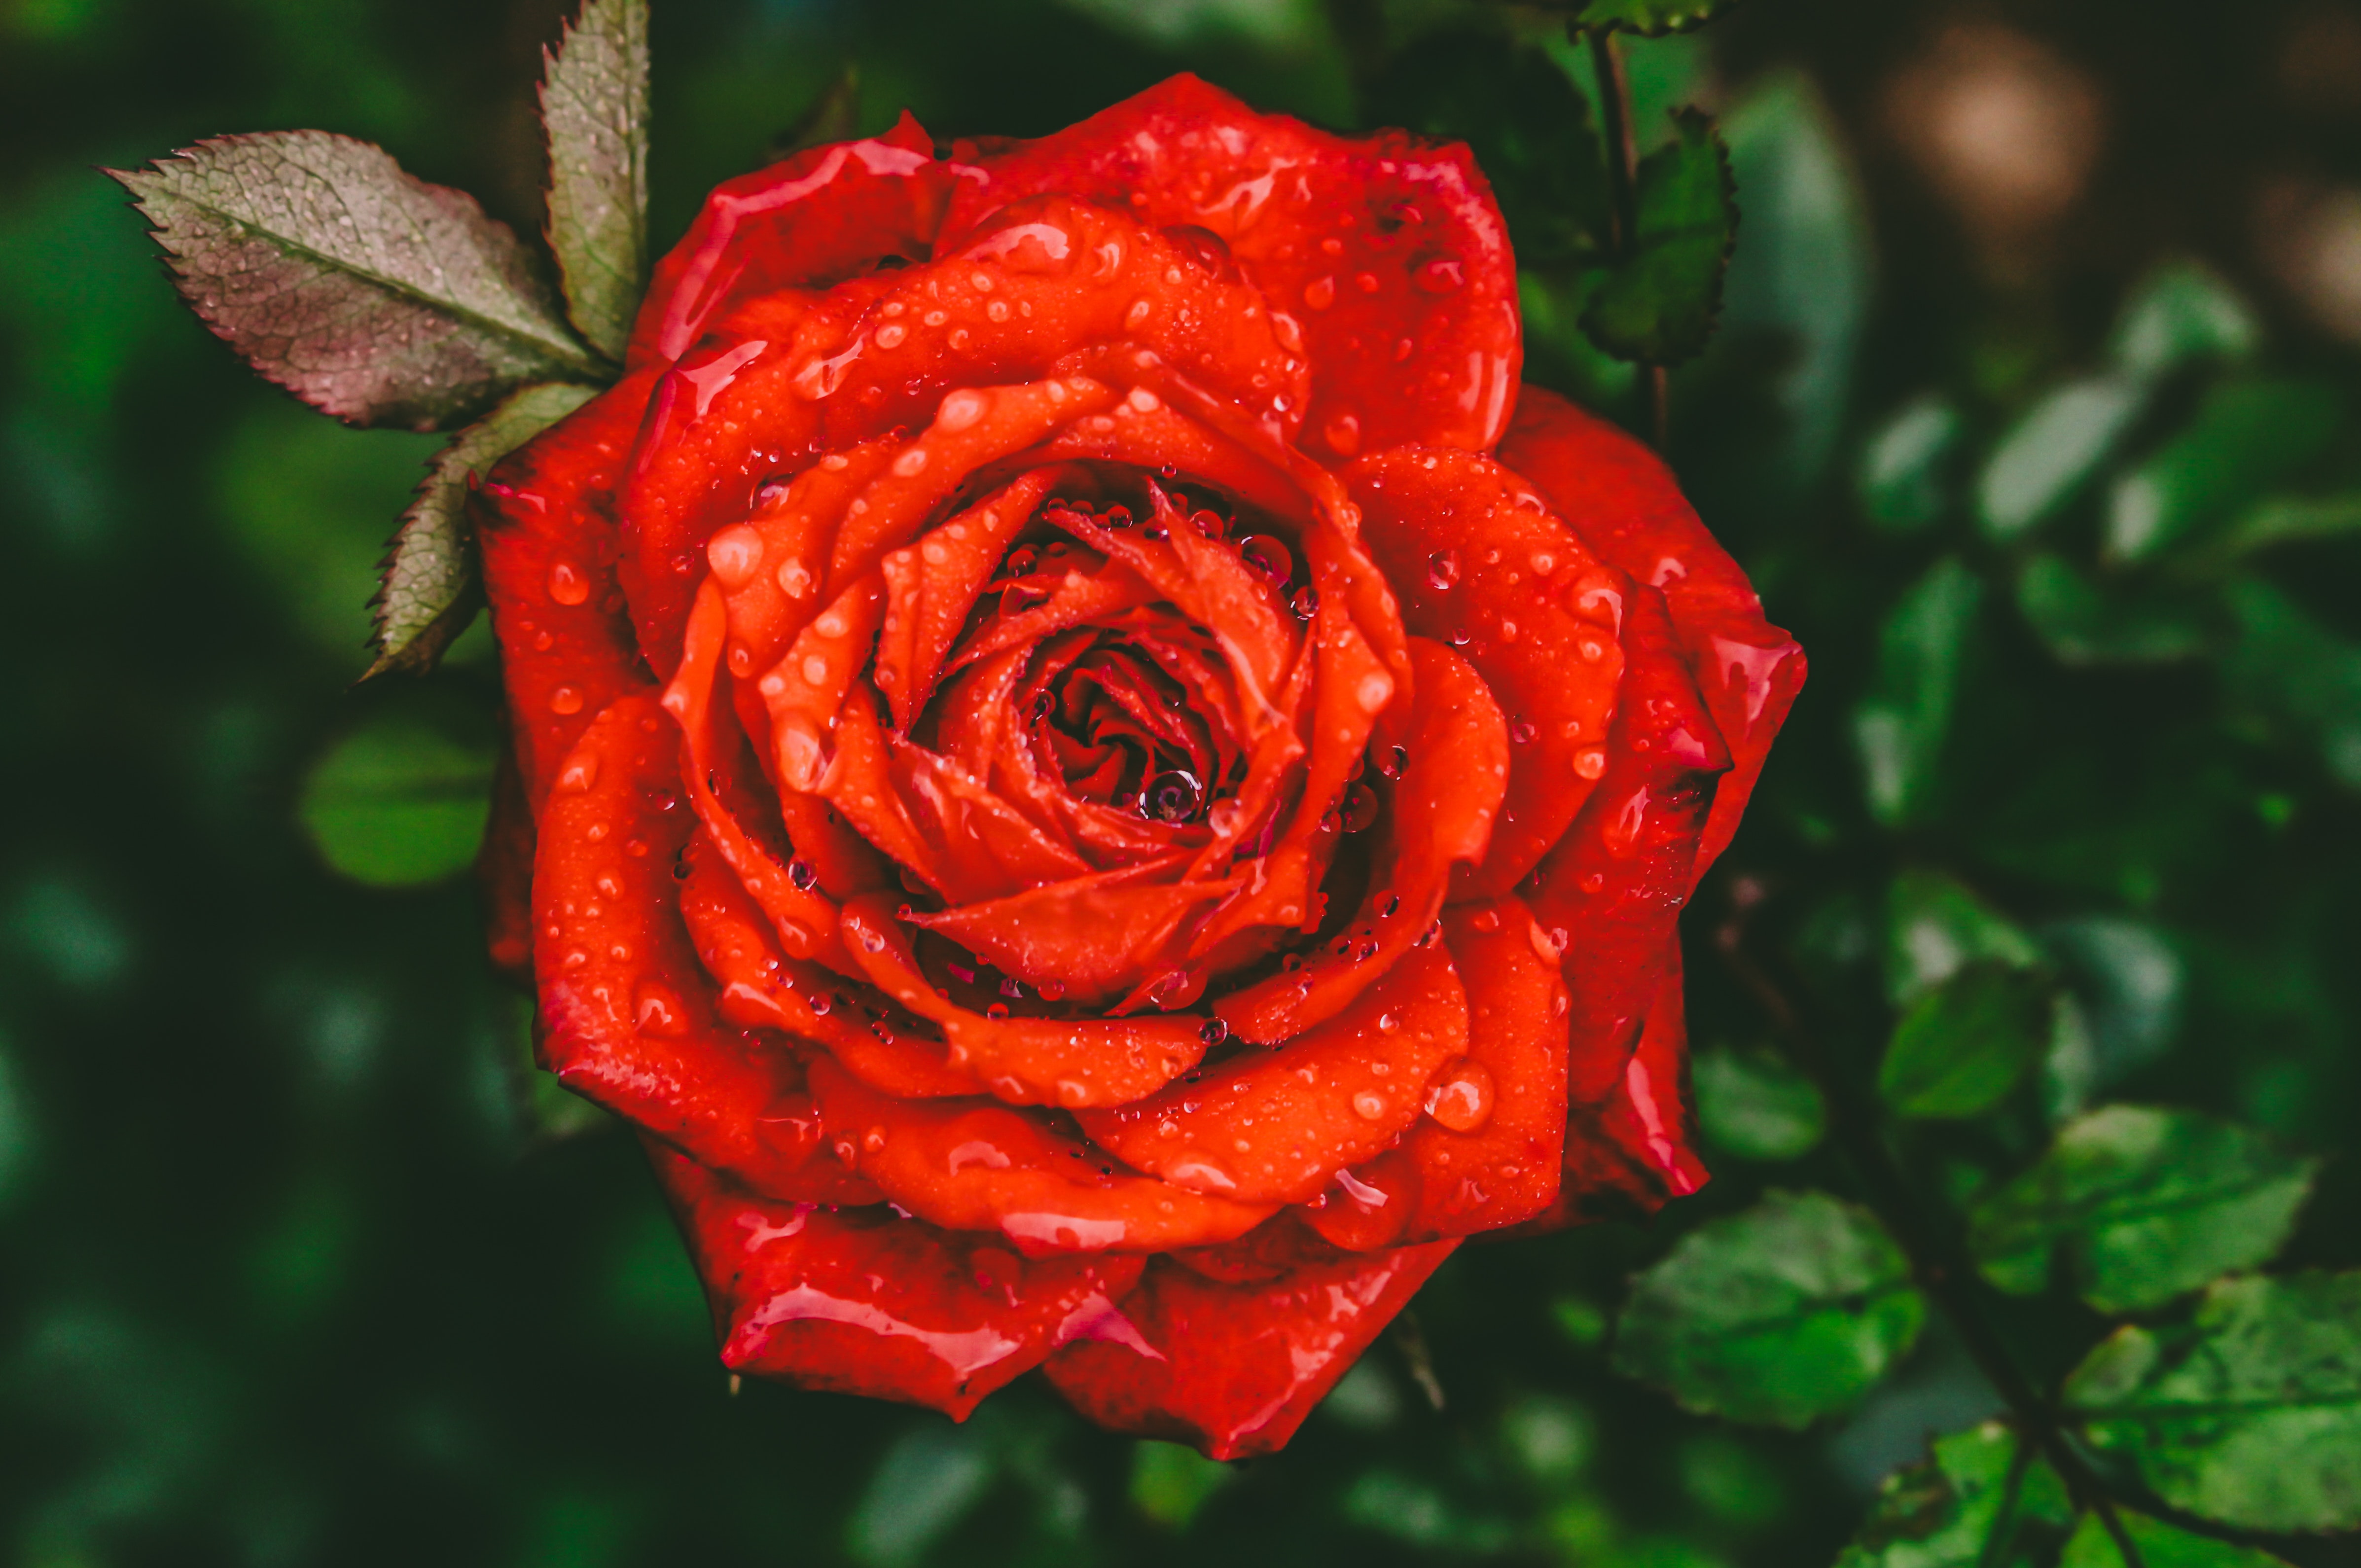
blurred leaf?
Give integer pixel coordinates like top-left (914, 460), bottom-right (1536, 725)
top-left (1718, 71), bottom-right (1872, 482)
top-left (1968, 1106), bottom-right (2318, 1313)
top-left (849, 1424), bottom-right (995, 1566)
top-left (2215, 492), bottom-right (2361, 558)
top-left (1340, 1470), bottom-right (1510, 1551)
top-left (1853, 557), bottom-right (1982, 827)
top-left (1977, 377), bottom-right (2146, 543)
top-left (367, 381), bottom-right (594, 678)
top-left (1582, 108), bottom-right (1735, 366)
top-left (1885, 869), bottom-right (2041, 1004)
top-left (774, 63), bottom-right (861, 158)
top-left (1371, 31), bottom-right (1608, 267)
top-left (2065, 1271), bottom-right (2361, 1533)
top-left (2058, 1508), bottom-right (2297, 1568)
top-left (2108, 260), bottom-right (2261, 379)
top-left (1835, 1421), bottom-right (2073, 1568)
top-left (1612, 1190), bottom-right (1925, 1428)
top-left (1567, 0), bottom-right (1742, 36)
top-left (2015, 553), bottom-right (2215, 667)
top-left (297, 709), bottom-right (496, 886)
top-left (539, 0), bottom-right (648, 363)
top-left (2104, 379), bottom-right (2343, 563)
top-left (2039, 917), bottom-right (2184, 1095)
top-left (1859, 394), bottom-right (1961, 534)
top-left (2220, 578), bottom-right (2361, 790)
top-left (1500, 1394), bottom-right (1594, 1484)
top-left (1880, 961), bottom-right (2054, 1120)
top-left (109, 133), bottom-right (600, 430)
top-left (1693, 1045), bottom-right (1826, 1160)
top-left (1130, 1440), bottom-right (1230, 1529)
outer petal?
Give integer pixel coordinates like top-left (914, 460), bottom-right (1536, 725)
top-left (1042, 1239), bottom-right (1459, 1459)
top-left (629, 114), bottom-right (960, 366)
top-left (652, 1144), bottom-right (1145, 1421)
top-left (1499, 386), bottom-right (1806, 879)
top-left (1525, 584), bottom-right (1727, 1104)
top-left (1536, 943), bottom-right (1707, 1227)
top-left (940, 73), bottom-right (1520, 457)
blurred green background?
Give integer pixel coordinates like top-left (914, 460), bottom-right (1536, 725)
top-left (3, 0), bottom-right (2359, 1564)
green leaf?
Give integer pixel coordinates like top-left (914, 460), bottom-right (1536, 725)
top-left (501, 993), bottom-right (610, 1144)
top-left (2107, 260), bottom-right (2261, 379)
top-left (2059, 1507), bottom-right (2299, 1568)
top-left (1885, 868), bottom-right (2041, 1005)
top-left (1569, 0), bottom-right (1742, 36)
top-left (1581, 107), bottom-right (1736, 366)
top-left (1859, 394), bottom-right (1962, 534)
top-left (366, 381), bottom-right (596, 679)
top-left (2065, 1271), bottom-right (2361, 1533)
top-left (2103, 378), bottom-right (2343, 564)
top-left (1370, 31), bottom-right (1610, 269)
top-left (2015, 553), bottom-right (2215, 667)
top-left (297, 708), bottom-right (497, 887)
top-left (1880, 962), bottom-right (2054, 1121)
top-left (2215, 493), bottom-right (2361, 558)
top-left (539, 0), bottom-right (648, 363)
top-left (2039, 917), bottom-right (2184, 1096)
top-left (1692, 1045), bottom-right (1826, 1161)
top-left (774, 63), bottom-right (863, 159)
top-left (1853, 557), bottom-right (1982, 827)
top-left (1612, 1190), bottom-right (1925, 1428)
top-left (1129, 1440), bottom-right (1230, 1529)
top-left (1835, 1422), bottom-right (2073, 1568)
top-left (1976, 376), bottom-right (2147, 543)
top-left (110, 133), bottom-right (600, 431)
top-left (848, 1424), bottom-right (994, 1566)
top-left (2220, 578), bottom-right (2361, 790)
top-left (1968, 1106), bottom-right (2318, 1312)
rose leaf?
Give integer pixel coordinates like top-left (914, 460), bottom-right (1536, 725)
top-left (540, 0), bottom-right (649, 362)
top-left (2058, 1507), bottom-right (2299, 1568)
top-left (366, 381), bottom-right (598, 680)
top-left (1852, 555), bottom-right (1983, 829)
top-left (1692, 1045), bottom-right (1826, 1162)
top-left (1879, 961), bottom-right (2056, 1121)
top-left (2064, 1271), bottom-right (2361, 1533)
top-left (770, 63), bottom-right (862, 161)
top-left (297, 704), bottom-right (498, 888)
top-left (1568, 0), bottom-right (1744, 37)
top-left (1968, 1106), bottom-right (2318, 1314)
top-left (108, 132), bottom-right (601, 431)
top-left (1611, 1190), bottom-right (1926, 1428)
top-left (1580, 107), bottom-right (1736, 366)
top-left (1834, 1423), bottom-right (2072, 1568)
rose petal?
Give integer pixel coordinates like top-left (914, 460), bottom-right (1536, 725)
top-left (719, 433), bottom-right (902, 678)
top-left (940, 74), bottom-right (1520, 457)
top-left (652, 1144), bottom-right (1144, 1421)
top-left (478, 741), bottom-right (535, 986)
top-left (876, 469), bottom-right (1058, 729)
top-left (1525, 586), bottom-right (1728, 1103)
top-left (1041, 1239), bottom-right (1459, 1460)
top-left (1216, 638), bottom-right (1506, 1043)
top-left (631, 114), bottom-right (957, 366)
top-left (1080, 936), bottom-right (1467, 1205)
top-left (909, 863), bottom-right (1237, 1007)
top-left (1350, 445), bottom-right (1626, 896)
top-left (478, 366), bottom-right (664, 806)
top-left (1499, 387), bottom-right (1807, 882)
top-left (806, 1055), bottom-right (1275, 1255)
top-left (1528, 942), bottom-right (1707, 1228)
top-left (534, 694), bottom-right (835, 1198)
top-left (838, 894), bottom-right (1210, 1107)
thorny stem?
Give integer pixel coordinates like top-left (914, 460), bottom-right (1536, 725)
top-left (1585, 26), bottom-right (1672, 452)
top-left (1713, 891), bottom-right (2146, 1568)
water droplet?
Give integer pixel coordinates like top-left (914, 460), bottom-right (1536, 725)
top-left (547, 562), bottom-right (590, 606)
top-left (1355, 671), bottom-right (1394, 714)
top-left (1378, 744), bottom-right (1408, 780)
top-left (1199, 1017), bottom-right (1229, 1046)
top-left (1140, 769), bottom-right (1204, 823)
top-left (1511, 719), bottom-right (1538, 745)
top-left (1303, 275), bottom-right (1337, 311)
top-left (1574, 748), bottom-right (1607, 779)
top-left (1424, 1059), bottom-right (1495, 1131)
top-left (787, 858), bottom-right (818, 891)
top-left (1341, 781), bottom-right (1380, 832)
top-left (549, 686), bottom-right (584, 715)
top-left (1427, 550), bottom-right (1461, 590)
top-left (1237, 534), bottom-right (1292, 583)
top-left (556, 755), bottom-right (598, 792)
top-left (1323, 410), bottom-right (1361, 457)
top-left (1289, 585), bottom-right (1319, 620)
top-left (1414, 255), bottom-right (1466, 293)
top-left (1352, 1091), bottom-right (1387, 1121)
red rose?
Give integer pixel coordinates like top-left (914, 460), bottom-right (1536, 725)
top-left (476, 74), bottom-right (1802, 1458)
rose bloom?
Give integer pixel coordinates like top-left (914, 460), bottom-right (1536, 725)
top-left (475, 75), bottom-right (1802, 1458)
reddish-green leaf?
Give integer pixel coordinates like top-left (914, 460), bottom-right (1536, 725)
top-left (540, 0), bottom-right (649, 362)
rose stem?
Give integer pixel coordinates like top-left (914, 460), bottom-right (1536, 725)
top-left (1585, 26), bottom-right (1672, 452)
top-left (1711, 889), bottom-right (2149, 1568)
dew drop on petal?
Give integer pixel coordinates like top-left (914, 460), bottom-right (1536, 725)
top-left (547, 562), bottom-right (591, 605)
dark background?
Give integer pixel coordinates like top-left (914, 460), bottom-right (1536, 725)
top-left (2, 0), bottom-right (2358, 1564)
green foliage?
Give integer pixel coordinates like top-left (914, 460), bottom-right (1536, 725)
top-left (1853, 557), bottom-right (1983, 827)
top-left (1693, 1044), bottom-right (1827, 1161)
top-left (2065, 1272), bottom-right (2361, 1533)
top-left (1835, 1423), bottom-right (2072, 1568)
top-left (2219, 578), bottom-right (2361, 791)
top-left (368, 381), bottom-right (595, 677)
top-left (296, 706), bottom-right (497, 886)
top-left (1566, 0), bottom-right (1744, 37)
top-left (2103, 379), bottom-right (2343, 564)
top-left (2057, 1509), bottom-right (2297, 1568)
top-left (1884, 869), bottom-right (2041, 1004)
top-left (1968, 1106), bottom-right (2317, 1313)
top-left (2014, 552), bottom-right (2215, 667)
top-left (1976, 376), bottom-right (2147, 544)
top-left (1612, 1191), bottom-right (1925, 1428)
top-left (108, 133), bottom-right (600, 430)
top-left (539, 0), bottom-right (648, 363)
top-left (1131, 1440), bottom-right (1232, 1529)
top-left (1580, 108), bottom-right (1736, 366)
top-left (2106, 262), bottom-right (2260, 378)
top-left (1859, 396), bottom-right (1962, 534)
top-left (1879, 961), bottom-right (2054, 1120)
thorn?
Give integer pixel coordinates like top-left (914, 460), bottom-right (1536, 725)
top-left (1389, 1312), bottom-right (1445, 1413)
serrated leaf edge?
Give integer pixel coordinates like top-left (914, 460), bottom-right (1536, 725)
top-left (1578, 105), bottom-right (1740, 367)
top-left (539, 0), bottom-right (650, 362)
